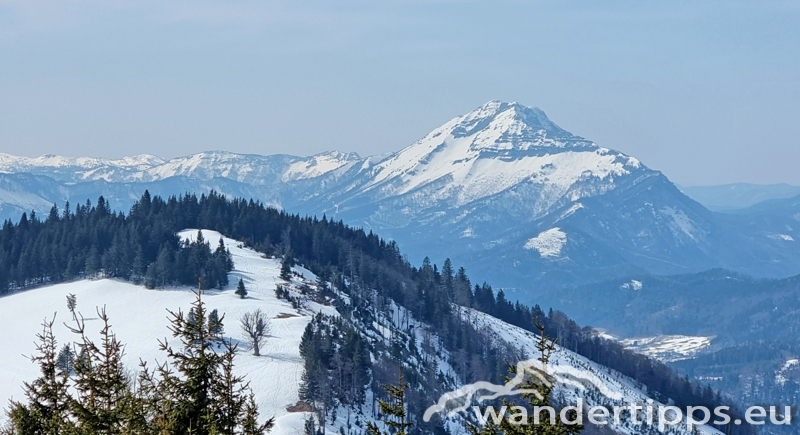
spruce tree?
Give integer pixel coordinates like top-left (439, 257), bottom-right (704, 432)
top-left (366, 368), bottom-right (412, 435)
top-left (156, 290), bottom-right (219, 434)
top-left (279, 251), bottom-right (293, 282)
top-left (66, 294), bottom-right (77, 322)
top-left (236, 278), bottom-right (248, 299)
top-left (148, 287), bottom-right (273, 435)
top-left (66, 307), bottom-right (134, 434)
top-left (239, 393), bottom-right (274, 435)
top-left (211, 339), bottom-right (249, 434)
top-left (209, 308), bottom-right (224, 338)
top-left (6, 316), bottom-right (74, 435)
top-left (56, 345), bottom-right (74, 375)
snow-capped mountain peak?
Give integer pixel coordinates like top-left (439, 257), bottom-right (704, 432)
top-left (354, 101), bottom-right (641, 208)
top-left (429, 100), bottom-right (592, 153)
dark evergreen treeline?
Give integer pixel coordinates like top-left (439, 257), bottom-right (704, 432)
top-left (0, 191), bottom-right (751, 434)
top-left (0, 193), bottom-right (232, 292)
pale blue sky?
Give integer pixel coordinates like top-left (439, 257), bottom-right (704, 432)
top-left (0, 1), bottom-right (798, 185)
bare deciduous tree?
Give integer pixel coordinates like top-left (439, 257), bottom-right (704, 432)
top-left (240, 309), bottom-right (271, 356)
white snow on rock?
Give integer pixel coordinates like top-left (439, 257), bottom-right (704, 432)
top-left (357, 101), bottom-right (640, 209)
top-left (776, 358), bottom-right (800, 385)
top-left (660, 206), bottom-right (701, 242)
top-left (620, 279), bottom-right (643, 291)
top-left (524, 227), bottom-right (567, 258)
top-left (768, 233), bottom-right (795, 242)
top-left (282, 151), bottom-right (359, 182)
top-left (0, 230), bottom-right (311, 435)
top-left (620, 335), bottom-right (714, 362)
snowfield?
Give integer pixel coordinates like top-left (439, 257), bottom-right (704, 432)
top-left (524, 227), bottom-right (567, 258)
top-left (0, 230), bottom-right (311, 435)
top-left (620, 335), bottom-right (714, 362)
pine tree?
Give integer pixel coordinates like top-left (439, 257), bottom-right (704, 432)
top-left (211, 339), bottom-right (249, 434)
top-left (209, 308), bottom-right (224, 338)
top-left (6, 316), bottom-right (74, 435)
top-left (66, 294), bottom-right (77, 322)
top-left (280, 255), bottom-right (292, 282)
top-left (66, 307), bottom-right (134, 434)
top-left (366, 368), bottom-right (412, 435)
top-left (239, 393), bottom-right (274, 435)
top-left (236, 278), bottom-right (248, 299)
top-left (152, 288), bottom-right (221, 434)
top-left (56, 345), bottom-right (74, 375)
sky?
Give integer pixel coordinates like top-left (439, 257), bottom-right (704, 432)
top-left (0, 1), bottom-right (798, 186)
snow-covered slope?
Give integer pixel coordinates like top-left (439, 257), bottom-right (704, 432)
top-left (0, 229), bottom-right (724, 435)
top-left (620, 335), bottom-right (714, 362)
top-left (0, 230), bottom-right (311, 435)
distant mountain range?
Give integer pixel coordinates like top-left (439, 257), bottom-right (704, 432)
top-left (678, 183), bottom-right (800, 212)
top-left (2, 101), bottom-right (799, 297)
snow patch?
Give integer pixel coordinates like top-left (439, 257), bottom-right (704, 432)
top-left (620, 279), bottom-right (643, 291)
top-left (660, 206), bottom-right (701, 242)
top-left (776, 359), bottom-right (800, 385)
top-left (282, 152), bottom-right (359, 182)
top-left (620, 335), bottom-right (713, 362)
top-left (768, 233), bottom-right (795, 242)
top-left (524, 228), bottom-right (566, 258)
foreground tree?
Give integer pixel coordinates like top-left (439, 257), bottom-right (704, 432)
top-left (5, 316), bottom-right (73, 435)
top-left (4, 289), bottom-right (273, 435)
top-left (366, 368), bottom-right (412, 435)
top-left (240, 309), bottom-right (271, 357)
top-left (66, 306), bottom-right (136, 434)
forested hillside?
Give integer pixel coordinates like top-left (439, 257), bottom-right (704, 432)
top-left (0, 191), bottom-right (751, 434)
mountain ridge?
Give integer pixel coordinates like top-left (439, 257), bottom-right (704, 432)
top-left (1, 101), bottom-right (799, 291)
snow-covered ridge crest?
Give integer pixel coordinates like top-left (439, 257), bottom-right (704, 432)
top-left (0, 153), bottom-right (166, 173)
top-left (0, 150), bottom-right (363, 184)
